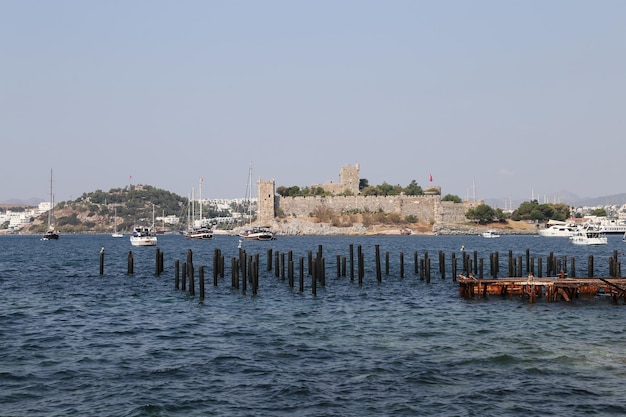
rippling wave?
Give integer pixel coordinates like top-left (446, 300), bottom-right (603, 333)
top-left (1, 234), bottom-right (626, 416)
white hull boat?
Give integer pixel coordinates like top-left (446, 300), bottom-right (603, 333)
top-left (538, 220), bottom-right (577, 237)
top-left (130, 227), bottom-right (158, 246)
top-left (569, 226), bottom-right (607, 246)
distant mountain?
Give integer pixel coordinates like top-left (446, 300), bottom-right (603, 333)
top-left (571, 193), bottom-right (626, 207)
top-left (0, 197), bottom-right (44, 206)
top-left (486, 191), bottom-right (626, 209)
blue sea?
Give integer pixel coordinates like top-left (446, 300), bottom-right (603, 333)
top-left (1, 233), bottom-right (626, 416)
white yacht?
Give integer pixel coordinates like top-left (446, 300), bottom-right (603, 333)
top-left (537, 220), bottom-right (577, 237)
top-left (569, 225), bottom-right (607, 246)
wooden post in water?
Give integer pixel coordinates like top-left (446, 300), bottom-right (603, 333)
top-left (241, 261), bottom-right (247, 294)
top-left (478, 258), bottom-right (483, 279)
top-left (375, 245), bottom-right (382, 283)
top-left (299, 257), bottom-right (304, 292)
top-left (275, 251), bottom-right (280, 278)
top-left (526, 248), bottom-right (530, 275)
top-left (494, 251), bottom-right (499, 278)
top-left (439, 251), bottom-right (445, 280)
top-left (232, 258), bottom-right (239, 289)
top-left (213, 249), bottom-right (219, 286)
top-left (571, 257), bottom-right (576, 278)
top-left (414, 251), bottom-right (419, 276)
top-left (159, 249), bottom-right (164, 275)
top-left (174, 259), bottom-right (179, 289)
top-left (288, 260), bottom-right (294, 288)
top-left (199, 266), bottom-right (205, 299)
top-left (425, 257), bottom-right (431, 284)
top-left (267, 248), bottom-right (272, 271)
top-left (349, 244), bottom-right (354, 281)
top-left (452, 256), bottom-right (457, 282)
top-left (128, 251), bottom-right (134, 275)
top-left (240, 249), bottom-right (247, 282)
top-left (181, 262), bottom-right (187, 291)
top-left (281, 252), bottom-right (285, 280)
top-left (400, 252), bottom-right (404, 278)
top-left (473, 251), bottom-right (478, 275)
top-left (311, 258), bottom-right (317, 296)
top-left (588, 255), bottom-right (594, 277)
top-left (187, 249), bottom-right (193, 273)
top-left (357, 245), bottom-right (364, 285)
top-left (342, 256), bottom-right (346, 277)
top-left (252, 256), bottom-right (258, 296)
top-left (336, 255), bottom-right (341, 278)
top-left (99, 247), bottom-right (104, 276)
top-left (154, 248), bottom-right (160, 276)
top-left (188, 263), bottom-right (195, 296)
top-left (538, 257), bottom-right (543, 278)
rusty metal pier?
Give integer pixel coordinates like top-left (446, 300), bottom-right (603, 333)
top-left (458, 274), bottom-right (626, 304)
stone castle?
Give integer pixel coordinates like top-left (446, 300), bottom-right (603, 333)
top-left (256, 164), bottom-right (476, 230)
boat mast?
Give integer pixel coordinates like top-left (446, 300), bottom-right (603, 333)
top-left (48, 168), bottom-right (54, 230)
top-left (248, 162), bottom-right (253, 227)
top-left (199, 177), bottom-right (203, 226)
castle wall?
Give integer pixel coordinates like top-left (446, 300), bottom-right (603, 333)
top-left (277, 195), bottom-right (442, 223)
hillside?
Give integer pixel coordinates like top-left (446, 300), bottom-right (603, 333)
top-left (8, 184), bottom-right (540, 236)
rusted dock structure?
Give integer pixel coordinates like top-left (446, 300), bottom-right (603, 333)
top-left (458, 274), bottom-right (626, 304)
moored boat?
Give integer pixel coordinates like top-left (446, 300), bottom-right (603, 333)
top-left (239, 226), bottom-right (274, 241)
top-left (130, 204), bottom-right (157, 246)
top-left (112, 207), bottom-right (123, 238)
top-left (569, 225), bottom-right (607, 246)
top-left (537, 220), bottom-right (577, 237)
top-left (41, 169), bottom-right (59, 241)
top-left (185, 226), bottom-right (214, 239)
top-left (130, 226), bottom-right (158, 246)
top-left (481, 229), bottom-right (500, 238)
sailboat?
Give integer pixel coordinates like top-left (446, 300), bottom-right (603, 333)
top-left (112, 207), bottom-right (123, 238)
top-left (41, 169), bottom-right (59, 240)
top-left (239, 163), bottom-right (274, 241)
top-left (184, 178), bottom-right (213, 239)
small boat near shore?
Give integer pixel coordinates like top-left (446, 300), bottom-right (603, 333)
top-left (481, 229), bottom-right (500, 238)
top-left (184, 226), bottom-right (214, 240)
top-left (239, 226), bottom-right (274, 241)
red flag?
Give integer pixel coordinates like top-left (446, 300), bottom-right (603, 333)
top-left (429, 173), bottom-right (433, 182)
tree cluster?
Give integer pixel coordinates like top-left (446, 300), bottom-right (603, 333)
top-left (277, 179), bottom-right (431, 197)
top-left (465, 204), bottom-right (507, 224)
top-left (510, 200), bottom-right (570, 222)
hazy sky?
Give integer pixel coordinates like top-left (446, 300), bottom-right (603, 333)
top-left (2, 1), bottom-right (625, 205)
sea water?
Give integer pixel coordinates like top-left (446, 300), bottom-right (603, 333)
top-left (1, 234), bottom-right (626, 416)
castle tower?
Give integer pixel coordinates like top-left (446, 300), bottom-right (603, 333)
top-left (257, 179), bottom-right (276, 225)
top-left (338, 163), bottom-right (360, 195)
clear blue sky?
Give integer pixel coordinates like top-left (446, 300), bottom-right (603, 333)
top-left (2, 0), bottom-right (625, 205)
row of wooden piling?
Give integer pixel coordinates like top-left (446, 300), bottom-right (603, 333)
top-left (99, 245), bottom-right (622, 301)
